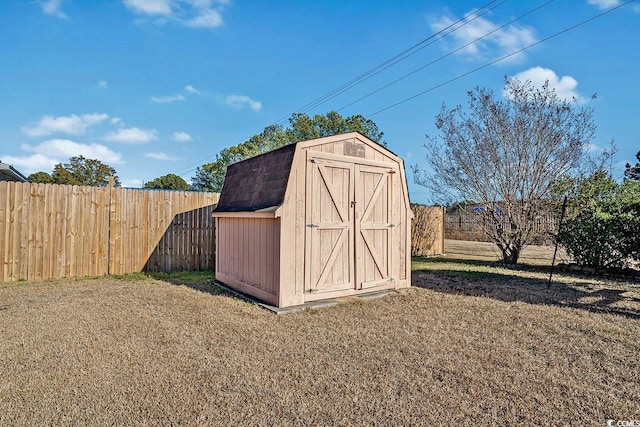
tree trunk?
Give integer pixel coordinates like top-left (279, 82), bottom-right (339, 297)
top-left (499, 244), bottom-right (521, 264)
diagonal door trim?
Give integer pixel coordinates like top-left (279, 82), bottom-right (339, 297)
top-left (360, 172), bottom-right (386, 223)
top-left (360, 228), bottom-right (387, 277)
top-left (317, 163), bottom-right (348, 223)
top-left (314, 228), bottom-right (348, 288)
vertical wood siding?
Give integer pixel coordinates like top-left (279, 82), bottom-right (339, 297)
top-left (216, 217), bottom-right (280, 297)
top-left (0, 182), bottom-right (219, 282)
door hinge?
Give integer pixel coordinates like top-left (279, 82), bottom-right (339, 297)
top-left (388, 223), bottom-right (395, 228)
top-left (306, 288), bottom-right (318, 293)
top-left (306, 223), bottom-right (319, 228)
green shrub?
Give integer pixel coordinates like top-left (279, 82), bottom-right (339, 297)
top-left (560, 209), bottom-right (630, 269)
top-left (559, 175), bottom-right (640, 269)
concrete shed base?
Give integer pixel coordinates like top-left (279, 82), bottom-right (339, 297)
top-left (213, 280), bottom-right (394, 314)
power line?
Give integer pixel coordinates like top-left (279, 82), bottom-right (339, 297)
top-left (175, 0), bottom-right (633, 178)
top-left (337, 0), bottom-right (554, 113)
top-left (173, 0), bottom-right (506, 176)
top-left (366, 0), bottom-right (635, 118)
top-left (287, 0), bottom-right (509, 117)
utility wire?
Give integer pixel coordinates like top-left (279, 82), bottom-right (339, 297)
top-left (287, 0), bottom-right (508, 117)
top-left (337, 0), bottom-right (554, 112)
top-left (173, 0), bottom-right (506, 176)
top-left (366, 0), bottom-right (635, 118)
top-left (176, 0), bottom-right (633, 177)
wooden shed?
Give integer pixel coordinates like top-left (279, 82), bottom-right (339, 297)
top-left (212, 132), bottom-right (413, 308)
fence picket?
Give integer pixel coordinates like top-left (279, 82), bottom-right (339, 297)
top-left (0, 183), bottom-right (8, 281)
top-left (0, 182), bottom-right (219, 282)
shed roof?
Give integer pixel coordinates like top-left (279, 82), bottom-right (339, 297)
top-left (0, 162), bottom-right (28, 182)
top-left (214, 143), bottom-right (297, 212)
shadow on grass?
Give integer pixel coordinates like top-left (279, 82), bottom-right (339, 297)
top-left (414, 256), bottom-right (555, 272)
top-left (413, 257), bottom-right (640, 320)
top-left (146, 270), bottom-right (235, 298)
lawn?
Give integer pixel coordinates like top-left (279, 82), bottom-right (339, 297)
top-left (1, 241), bottom-right (639, 425)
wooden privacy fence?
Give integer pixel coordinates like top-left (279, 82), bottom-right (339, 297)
top-left (411, 205), bottom-right (445, 256)
top-left (0, 182), bottom-right (219, 282)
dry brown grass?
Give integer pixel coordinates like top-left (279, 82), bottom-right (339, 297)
top-left (1, 244), bottom-right (639, 425)
top-left (444, 238), bottom-right (571, 266)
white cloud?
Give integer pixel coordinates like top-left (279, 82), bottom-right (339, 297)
top-left (151, 93), bottom-right (185, 103)
top-left (23, 139), bottom-right (123, 164)
top-left (122, 178), bottom-right (144, 188)
top-left (226, 94), bottom-right (262, 112)
top-left (428, 10), bottom-right (536, 62)
top-left (185, 8), bottom-right (222, 28)
top-left (585, 143), bottom-right (603, 153)
top-left (145, 152), bottom-right (178, 161)
top-left (586, 0), bottom-right (640, 13)
top-left (122, 0), bottom-right (226, 28)
top-left (3, 139), bottom-right (123, 175)
top-left (22, 113), bottom-right (110, 137)
top-left (123, 0), bottom-right (172, 15)
top-left (110, 117), bottom-right (123, 125)
top-left (586, 0), bottom-right (620, 9)
top-left (98, 80), bottom-right (108, 88)
top-left (185, 85), bottom-right (202, 95)
top-left (40, 0), bottom-right (68, 19)
top-left (105, 127), bottom-right (158, 143)
top-left (1, 154), bottom-right (59, 175)
top-left (511, 67), bottom-right (582, 102)
top-left (173, 131), bottom-right (193, 142)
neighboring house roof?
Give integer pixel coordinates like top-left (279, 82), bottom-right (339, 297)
top-left (213, 143), bottom-right (297, 212)
top-left (0, 161), bottom-right (28, 182)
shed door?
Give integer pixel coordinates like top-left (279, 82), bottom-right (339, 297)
top-left (305, 158), bottom-right (355, 295)
top-left (355, 164), bottom-right (394, 289)
top-left (305, 155), bottom-right (396, 298)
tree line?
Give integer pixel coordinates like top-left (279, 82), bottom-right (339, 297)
top-left (25, 79), bottom-right (639, 268)
top-left (28, 156), bottom-right (190, 190)
top-left (190, 111), bottom-right (384, 192)
top-left (27, 111), bottom-right (383, 192)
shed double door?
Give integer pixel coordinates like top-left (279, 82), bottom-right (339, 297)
top-left (305, 155), bottom-right (395, 300)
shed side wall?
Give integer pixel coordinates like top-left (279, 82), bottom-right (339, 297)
top-left (216, 217), bottom-right (280, 303)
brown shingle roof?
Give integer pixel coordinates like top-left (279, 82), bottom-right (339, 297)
top-left (213, 143), bottom-right (297, 212)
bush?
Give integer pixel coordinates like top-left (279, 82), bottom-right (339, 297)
top-left (560, 209), bottom-right (631, 269)
top-left (559, 174), bottom-right (640, 270)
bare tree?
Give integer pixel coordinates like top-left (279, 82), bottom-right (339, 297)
top-left (413, 77), bottom-right (596, 264)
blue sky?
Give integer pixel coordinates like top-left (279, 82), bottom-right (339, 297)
top-left (0, 0), bottom-right (638, 203)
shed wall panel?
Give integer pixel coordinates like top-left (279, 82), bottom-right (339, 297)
top-left (216, 217), bottom-right (280, 298)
